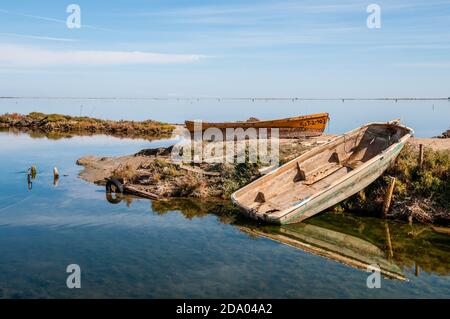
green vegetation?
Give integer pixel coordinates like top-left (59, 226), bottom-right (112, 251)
top-left (333, 144), bottom-right (450, 224)
top-left (393, 144), bottom-right (449, 205)
top-left (151, 198), bottom-right (239, 224)
top-left (112, 163), bottom-right (136, 183)
top-left (148, 159), bottom-right (183, 180)
top-left (28, 112), bottom-right (47, 120)
top-left (221, 162), bottom-right (261, 197)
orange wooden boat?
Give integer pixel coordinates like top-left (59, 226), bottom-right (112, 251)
top-left (185, 113), bottom-right (329, 138)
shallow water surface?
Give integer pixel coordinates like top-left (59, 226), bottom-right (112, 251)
top-left (0, 130), bottom-right (449, 298)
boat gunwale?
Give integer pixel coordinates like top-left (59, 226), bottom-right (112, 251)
top-left (231, 121), bottom-right (413, 223)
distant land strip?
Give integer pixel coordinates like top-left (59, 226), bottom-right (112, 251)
top-left (0, 96), bottom-right (449, 101)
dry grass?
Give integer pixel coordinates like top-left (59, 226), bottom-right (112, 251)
top-left (112, 163), bottom-right (137, 183)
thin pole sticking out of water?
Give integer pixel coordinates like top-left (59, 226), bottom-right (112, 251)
top-left (382, 176), bottom-right (396, 217)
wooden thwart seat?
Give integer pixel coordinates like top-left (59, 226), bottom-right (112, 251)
top-left (255, 191), bottom-right (266, 203)
top-left (303, 163), bottom-right (343, 185)
top-left (294, 161), bottom-right (343, 186)
top-left (345, 160), bottom-right (363, 170)
top-left (293, 150), bottom-right (343, 184)
top-left (294, 162), bottom-right (306, 182)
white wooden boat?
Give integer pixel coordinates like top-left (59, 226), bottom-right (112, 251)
top-left (231, 120), bottom-right (413, 224)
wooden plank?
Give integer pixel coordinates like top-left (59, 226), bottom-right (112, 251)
top-left (174, 163), bottom-right (221, 176)
top-left (123, 185), bottom-right (159, 200)
top-left (431, 226), bottom-right (450, 236)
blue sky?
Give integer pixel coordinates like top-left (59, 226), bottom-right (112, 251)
top-left (0, 0), bottom-right (449, 98)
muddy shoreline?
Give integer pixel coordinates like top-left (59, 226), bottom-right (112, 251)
top-left (77, 135), bottom-right (335, 199)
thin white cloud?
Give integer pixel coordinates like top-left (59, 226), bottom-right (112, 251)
top-left (134, 1), bottom-right (365, 18)
top-left (395, 62), bottom-right (450, 68)
top-left (128, 0), bottom-right (449, 21)
top-left (0, 44), bottom-right (206, 67)
top-left (0, 8), bottom-right (115, 32)
top-left (0, 32), bottom-right (77, 42)
top-left (120, 0), bottom-right (450, 27)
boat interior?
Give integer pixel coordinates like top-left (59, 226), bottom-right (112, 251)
top-left (233, 123), bottom-right (411, 215)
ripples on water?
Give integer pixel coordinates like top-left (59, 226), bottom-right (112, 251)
top-left (0, 129), bottom-right (449, 298)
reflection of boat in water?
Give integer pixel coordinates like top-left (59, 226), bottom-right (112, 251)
top-left (104, 196), bottom-right (449, 279)
top-left (239, 222), bottom-right (407, 281)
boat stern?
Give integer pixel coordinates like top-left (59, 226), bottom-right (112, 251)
top-left (231, 192), bottom-right (284, 224)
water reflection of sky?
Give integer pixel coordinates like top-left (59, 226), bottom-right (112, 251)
top-left (0, 131), bottom-right (449, 299)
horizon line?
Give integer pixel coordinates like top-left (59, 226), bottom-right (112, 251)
top-left (1, 96), bottom-right (449, 101)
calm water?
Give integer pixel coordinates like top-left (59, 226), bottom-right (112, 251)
top-left (0, 129), bottom-right (449, 298)
top-left (1, 98), bottom-right (450, 137)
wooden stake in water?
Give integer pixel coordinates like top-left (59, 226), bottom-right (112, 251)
top-left (408, 215), bottom-right (413, 225)
top-left (53, 167), bottom-right (59, 187)
top-left (30, 165), bottom-right (37, 179)
top-left (27, 173), bottom-right (32, 190)
top-left (419, 144), bottom-right (424, 169)
top-left (53, 167), bottom-right (59, 178)
top-left (384, 222), bottom-right (394, 260)
top-left (382, 176), bottom-right (396, 217)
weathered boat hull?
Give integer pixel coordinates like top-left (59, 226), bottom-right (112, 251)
top-left (185, 113), bottom-right (329, 138)
top-left (277, 142), bottom-right (405, 225)
top-left (231, 121), bottom-right (413, 225)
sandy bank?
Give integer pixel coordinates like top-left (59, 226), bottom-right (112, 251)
top-left (408, 137), bottom-right (450, 151)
